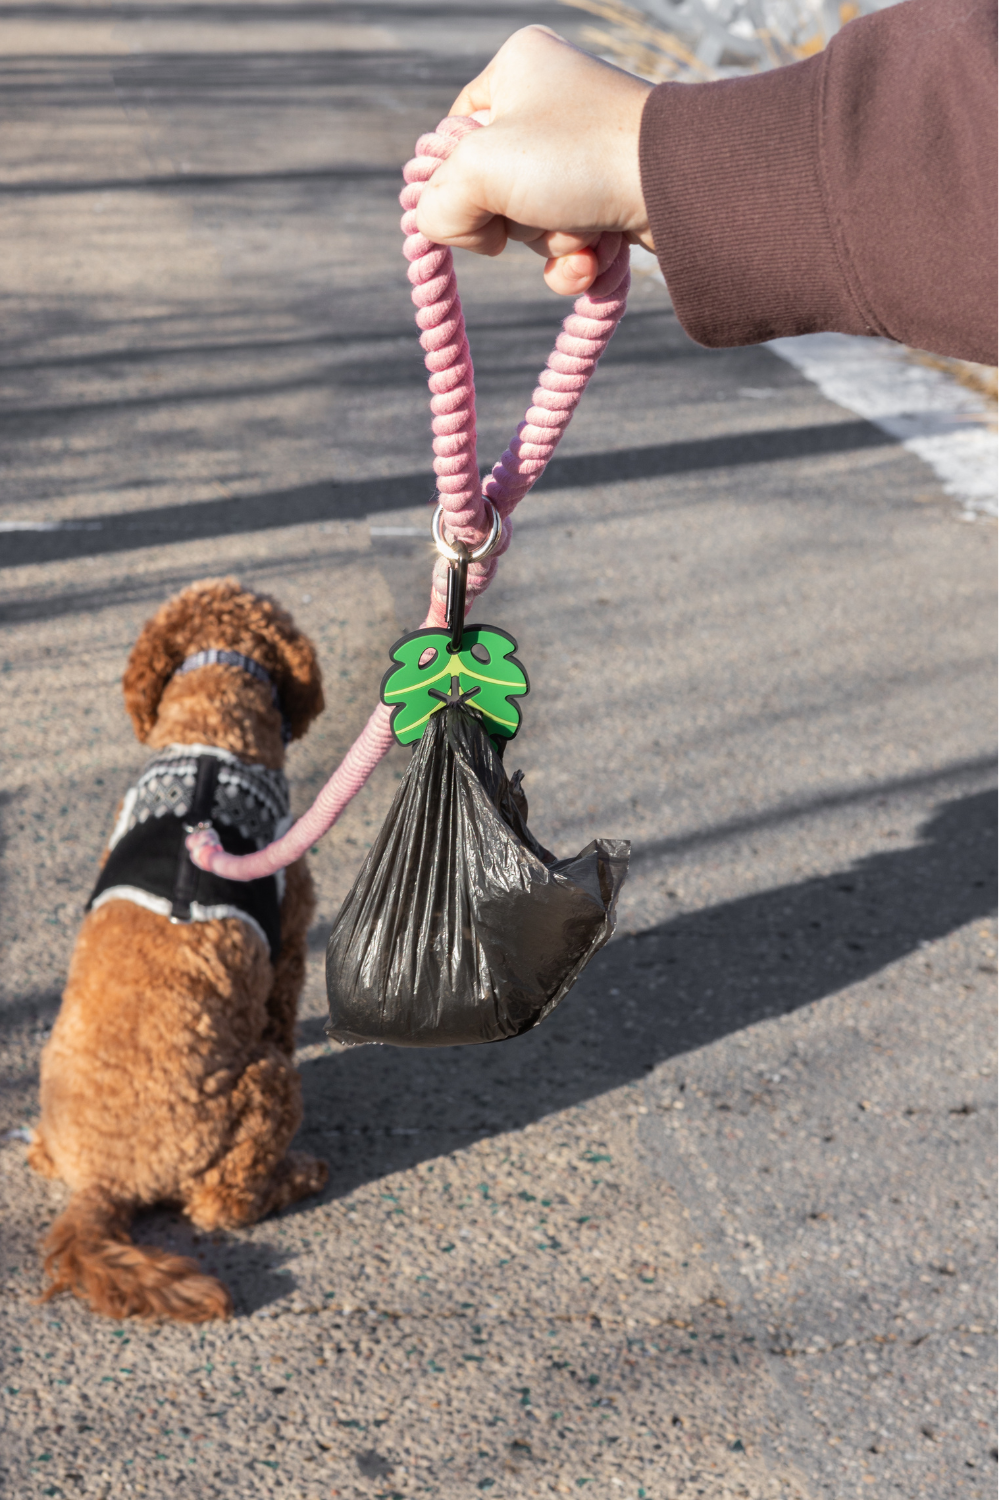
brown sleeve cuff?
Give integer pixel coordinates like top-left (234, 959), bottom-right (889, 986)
top-left (638, 59), bottom-right (871, 349)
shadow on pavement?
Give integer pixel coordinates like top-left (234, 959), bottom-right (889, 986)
top-left (0, 164), bottom-right (401, 198)
top-left (294, 786), bottom-right (996, 1201)
top-left (3, 420), bottom-right (891, 567)
top-left (129, 1204), bottom-right (304, 1317)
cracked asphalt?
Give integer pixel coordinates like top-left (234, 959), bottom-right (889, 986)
top-left (0, 2), bottom-right (995, 1498)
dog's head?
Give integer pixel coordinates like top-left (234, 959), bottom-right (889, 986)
top-left (123, 578), bottom-right (324, 763)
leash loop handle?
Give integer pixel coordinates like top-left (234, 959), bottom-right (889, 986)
top-left (187, 117), bottom-right (631, 880)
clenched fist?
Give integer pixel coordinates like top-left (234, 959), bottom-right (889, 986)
top-left (415, 26), bottom-right (654, 295)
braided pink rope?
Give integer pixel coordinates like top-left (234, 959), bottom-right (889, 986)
top-left (188, 116), bottom-right (629, 880)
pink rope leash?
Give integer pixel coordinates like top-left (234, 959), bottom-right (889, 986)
top-left (188, 116), bottom-right (630, 880)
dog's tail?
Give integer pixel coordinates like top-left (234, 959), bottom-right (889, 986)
top-left (39, 1187), bottom-right (232, 1323)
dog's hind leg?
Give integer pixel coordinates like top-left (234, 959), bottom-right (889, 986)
top-left (40, 1187), bottom-right (231, 1323)
top-left (182, 1047), bottom-right (327, 1231)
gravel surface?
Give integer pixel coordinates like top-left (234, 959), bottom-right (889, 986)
top-left (0, 3), bottom-right (995, 1498)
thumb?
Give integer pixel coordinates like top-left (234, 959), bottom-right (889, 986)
top-left (544, 249), bottom-right (599, 295)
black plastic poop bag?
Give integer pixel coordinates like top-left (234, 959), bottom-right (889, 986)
top-left (326, 705), bottom-right (630, 1047)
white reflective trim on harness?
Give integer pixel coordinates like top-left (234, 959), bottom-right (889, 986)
top-left (90, 886), bottom-right (271, 956)
top-left (107, 786), bottom-right (138, 853)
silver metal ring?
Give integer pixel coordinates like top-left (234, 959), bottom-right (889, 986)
top-left (431, 499), bottom-right (502, 562)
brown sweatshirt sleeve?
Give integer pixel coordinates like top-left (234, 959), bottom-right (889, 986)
top-left (639, 0), bottom-right (997, 365)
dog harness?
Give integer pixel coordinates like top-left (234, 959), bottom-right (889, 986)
top-left (88, 744), bottom-right (292, 959)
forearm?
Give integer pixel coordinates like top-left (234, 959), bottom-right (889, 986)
top-left (641, 0), bottom-right (998, 364)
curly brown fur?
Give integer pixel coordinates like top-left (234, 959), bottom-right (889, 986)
top-left (40, 1187), bottom-right (232, 1323)
top-left (123, 576), bottom-right (325, 751)
top-left (32, 580), bottom-right (329, 1323)
top-left (262, 856), bottom-right (315, 1055)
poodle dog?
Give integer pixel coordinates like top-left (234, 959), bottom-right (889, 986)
top-left (29, 578), bottom-right (329, 1322)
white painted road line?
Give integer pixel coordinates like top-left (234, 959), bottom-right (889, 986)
top-left (0, 520), bottom-right (103, 532)
top-left (629, 246), bottom-right (996, 521)
top-left (769, 332), bottom-right (997, 520)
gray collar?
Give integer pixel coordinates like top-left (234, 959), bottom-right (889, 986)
top-left (175, 649), bottom-right (291, 744)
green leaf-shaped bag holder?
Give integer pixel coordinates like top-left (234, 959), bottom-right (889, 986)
top-left (381, 624), bottom-right (528, 746)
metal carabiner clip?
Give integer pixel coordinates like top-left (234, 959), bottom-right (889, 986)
top-left (432, 498), bottom-right (502, 655)
top-left (443, 538), bottom-right (470, 654)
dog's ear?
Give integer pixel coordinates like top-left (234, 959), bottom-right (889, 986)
top-left (122, 577), bottom-right (251, 742)
top-left (122, 577), bottom-right (324, 744)
top-left (123, 585), bottom-right (210, 742)
top-left (244, 594), bottom-right (325, 742)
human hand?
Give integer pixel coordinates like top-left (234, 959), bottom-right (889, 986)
top-left (414, 26), bottom-right (653, 295)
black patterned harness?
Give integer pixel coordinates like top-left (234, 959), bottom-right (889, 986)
top-left (87, 745), bottom-right (291, 960)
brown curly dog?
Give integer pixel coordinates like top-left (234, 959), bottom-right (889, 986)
top-left (29, 578), bottom-right (329, 1322)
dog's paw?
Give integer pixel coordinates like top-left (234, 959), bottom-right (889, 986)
top-left (27, 1133), bottom-right (58, 1178)
top-left (284, 1151), bottom-right (329, 1197)
top-left (255, 1151), bottom-right (330, 1219)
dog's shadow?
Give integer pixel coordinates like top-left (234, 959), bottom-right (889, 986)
top-left (289, 788), bottom-right (995, 1204)
top-left (130, 1208), bottom-right (298, 1315)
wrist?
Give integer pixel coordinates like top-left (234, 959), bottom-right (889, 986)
top-left (615, 81), bottom-right (654, 242)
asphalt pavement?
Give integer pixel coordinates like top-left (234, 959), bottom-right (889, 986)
top-left (0, 3), bottom-right (995, 1498)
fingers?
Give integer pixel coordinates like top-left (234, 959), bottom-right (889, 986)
top-left (517, 230), bottom-right (602, 293)
top-left (508, 224), bottom-right (598, 258)
top-left (415, 23), bottom-right (649, 289)
top-left (416, 164), bottom-right (509, 256)
top-left (544, 250), bottom-right (599, 296)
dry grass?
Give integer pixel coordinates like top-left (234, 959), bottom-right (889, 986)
top-left (559, 0), bottom-right (836, 81)
top-left (559, 0), bottom-right (711, 81)
top-left (909, 352), bottom-right (998, 408)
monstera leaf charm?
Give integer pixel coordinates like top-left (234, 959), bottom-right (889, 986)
top-left (381, 625), bottom-right (529, 746)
